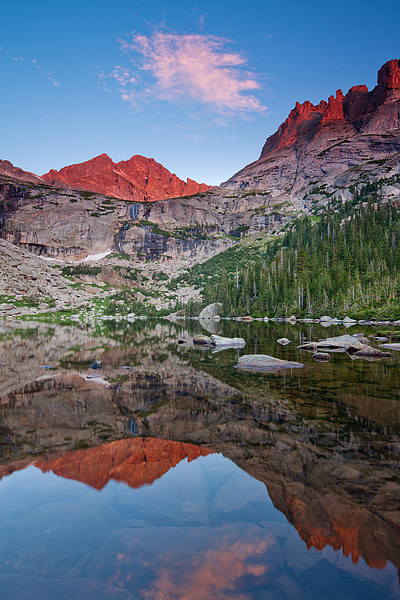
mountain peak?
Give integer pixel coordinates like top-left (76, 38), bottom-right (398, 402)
top-left (261, 58), bottom-right (400, 157)
top-left (42, 154), bottom-right (213, 202)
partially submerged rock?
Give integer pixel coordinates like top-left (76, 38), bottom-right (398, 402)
top-left (193, 335), bottom-right (213, 346)
top-left (379, 343), bottom-right (400, 351)
top-left (352, 347), bottom-right (391, 358)
top-left (312, 352), bottom-right (330, 362)
top-left (277, 338), bottom-right (291, 345)
top-left (166, 309), bottom-right (186, 319)
top-left (236, 354), bottom-right (304, 372)
top-left (298, 335), bottom-right (366, 353)
top-left (343, 316), bottom-right (358, 325)
top-left (210, 335), bottom-right (245, 347)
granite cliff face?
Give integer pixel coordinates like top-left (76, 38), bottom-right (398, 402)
top-left (42, 153), bottom-right (212, 202)
top-left (0, 174), bottom-right (282, 262)
top-left (223, 59), bottom-right (400, 207)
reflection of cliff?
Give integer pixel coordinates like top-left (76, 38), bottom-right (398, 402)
top-left (135, 396), bottom-right (400, 578)
top-left (35, 437), bottom-right (212, 490)
top-left (265, 479), bottom-right (400, 573)
top-left (1, 321), bottom-right (400, 582)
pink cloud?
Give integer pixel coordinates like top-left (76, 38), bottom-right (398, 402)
top-left (118, 32), bottom-right (266, 115)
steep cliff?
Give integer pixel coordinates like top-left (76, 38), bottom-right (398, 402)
top-left (41, 153), bottom-right (213, 202)
top-left (223, 59), bottom-right (400, 206)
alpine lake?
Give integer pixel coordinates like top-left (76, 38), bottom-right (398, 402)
top-left (0, 316), bottom-right (399, 600)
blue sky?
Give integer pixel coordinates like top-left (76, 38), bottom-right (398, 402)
top-left (1, 0), bottom-right (400, 184)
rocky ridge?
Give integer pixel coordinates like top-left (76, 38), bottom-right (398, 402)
top-left (222, 59), bottom-right (400, 208)
top-left (41, 153), bottom-right (212, 202)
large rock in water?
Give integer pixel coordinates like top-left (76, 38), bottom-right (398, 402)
top-left (210, 335), bottom-right (245, 347)
top-left (352, 347), bottom-right (391, 359)
top-left (298, 335), bottom-right (366, 352)
top-left (236, 354), bottom-right (304, 372)
top-left (199, 303), bottom-right (222, 320)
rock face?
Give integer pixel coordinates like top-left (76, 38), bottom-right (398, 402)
top-left (222, 59), bottom-right (400, 206)
top-left (0, 160), bottom-right (44, 184)
top-left (42, 153), bottom-right (213, 202)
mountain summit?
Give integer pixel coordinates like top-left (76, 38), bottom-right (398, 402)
top-left (223, 59), bottom-right (400, 204)
top-left (42, 153), bottom-right (213, 202)
top-left (261, 58), bottom-right (400, 156)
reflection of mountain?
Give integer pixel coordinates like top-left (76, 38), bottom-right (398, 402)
top-left (35, 437), bottom-right (212, 490)
top-left (0, 321), bottom-right (399, 582)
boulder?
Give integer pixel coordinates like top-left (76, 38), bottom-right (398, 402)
top-left (236, 354), bottom-right (304, 372)
top-left (277, 338), bottom-right (291, 345)
top-left (379, 343), bottom-right (400, 350)
top-left (166, 309), bottom-right (186, 319)
top-left (343, 316), bottom-right (358, 324)
top-left (312, 352), bottom-right (330, 362)
top-left (314, 335), bottom-right (366, 351)
top-left (90, 360), bottom-right (102, 369)
top-left (199, 302), bottom-right (222, 320)
top-left (352, 347), bottom-right (391, 359)
top-left (297, 342), bottom-right (318, 351)
top-left (210, 335), bottom-right (245, 347)
top-left (354, 336), bottom-right (370, 345)
top-left (193, 335), bottom-right (213, 346)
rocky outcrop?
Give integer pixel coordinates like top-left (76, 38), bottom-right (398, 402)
top-left (42, 153), bottom-right (213, 202)
top-left (1, 60), bottom-right (400, 269)
top-left (0, 160), bottom-right (44, 184)
top-left (260, 59), bottom-right (400, 157)
top-left (222, 59), bottom-right (400, 208)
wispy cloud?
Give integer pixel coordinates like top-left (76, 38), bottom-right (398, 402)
top-left (32, 58), bottom-right (59, 86)
top-left (3, 50), bottom-right (59, 86)
top-left (113, 32), bottom-right (265, 116)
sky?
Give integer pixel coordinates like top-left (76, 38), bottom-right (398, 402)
top-left (1, 0), bottom-right (400, 185)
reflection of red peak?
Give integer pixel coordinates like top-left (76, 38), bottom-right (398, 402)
top-left (34, 438), bottom-right (212, 490)
top-left (261, 59), bottom-right (400, 157)
top-left (42, 154), bottom-right (213, 202)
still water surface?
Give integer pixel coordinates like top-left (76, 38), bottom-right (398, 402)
top-left (0, 318), bottom-right (399, 599)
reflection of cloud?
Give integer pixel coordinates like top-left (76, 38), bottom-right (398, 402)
top-left (149, 539), bottom-right (270, 600)
top-left (114, 32), bottom-right (266, 116)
